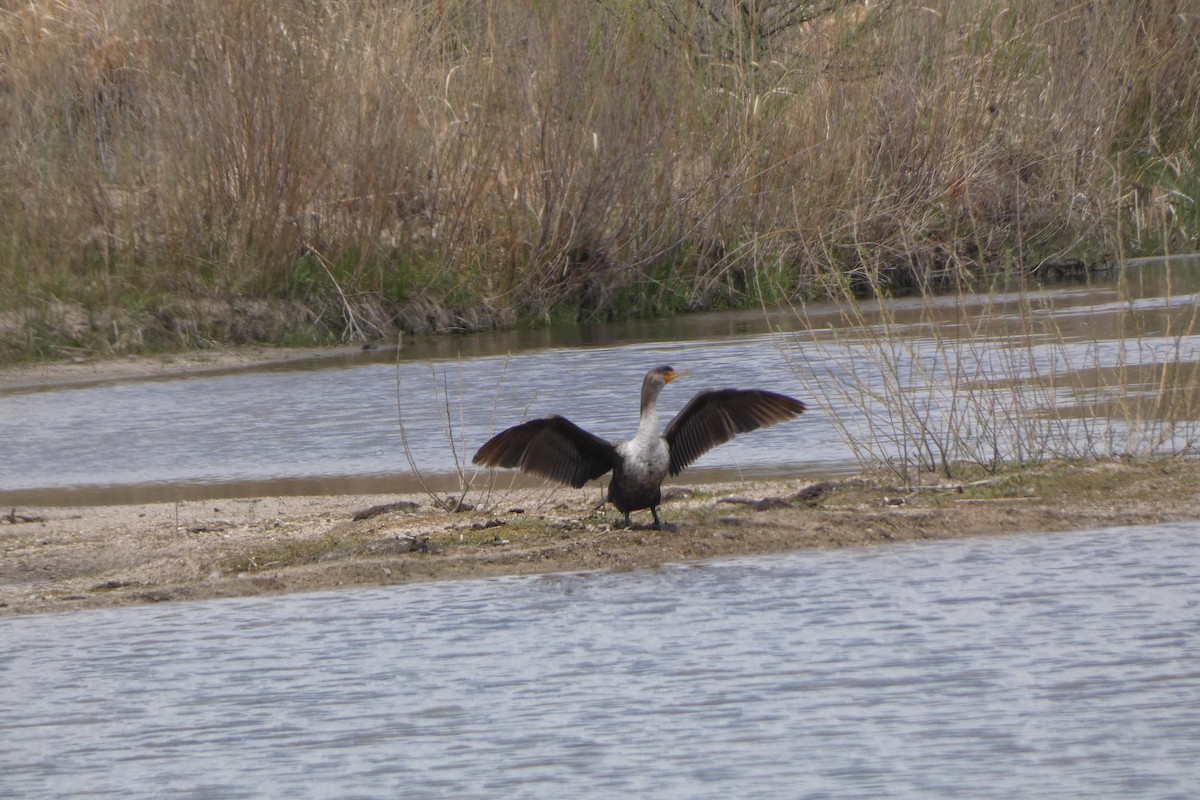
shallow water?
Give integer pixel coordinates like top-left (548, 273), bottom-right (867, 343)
top-left (2, 521), bottom-right (1198, 798)
top-left (1, 257), bottom-right (1198, 505)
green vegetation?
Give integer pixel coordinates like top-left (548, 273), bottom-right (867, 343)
top-left (2, 0), bottom-right (1198, 361)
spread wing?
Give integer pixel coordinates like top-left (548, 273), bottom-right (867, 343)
top-left (663, 389), bottom-right (806, 476)
top-left (472, 416), bottom-right (618, 488)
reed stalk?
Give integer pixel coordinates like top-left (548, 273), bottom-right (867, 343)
top-left (1, 1), bottom-right (1197, 360)
top-left (792, 256), bottom-right (1200, 482)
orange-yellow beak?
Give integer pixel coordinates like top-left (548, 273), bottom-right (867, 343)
top-left (664, 368), bottom-right (690, 383)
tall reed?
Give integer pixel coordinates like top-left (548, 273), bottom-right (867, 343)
top-left (1, 1), bottom-right (1198, 359)
top-left (793, 256), bottom-right (1200, 483)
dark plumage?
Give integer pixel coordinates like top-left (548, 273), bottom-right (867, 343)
top-left (472, 366), bottom-right (806, 529)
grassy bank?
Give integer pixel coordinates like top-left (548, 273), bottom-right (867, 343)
top-left (2, 0), bottom-right (1199, 361)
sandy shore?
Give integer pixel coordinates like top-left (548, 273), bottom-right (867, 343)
top-left (4, 350), bottom-right (1199, 618)
top-left (3, 460), bottom-right (1198, 617)
top-left (0, 345), bottom-right (367, 393)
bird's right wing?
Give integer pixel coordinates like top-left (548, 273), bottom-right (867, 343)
top-left (472, 416), bottom-right (618, 488)
top-left (663, 389), bottom-right (806, 476)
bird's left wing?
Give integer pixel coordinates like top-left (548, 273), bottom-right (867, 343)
top-left (472, 416), bottom-right (618, 488)
top-left (663, 389), bottom-right (806, 476)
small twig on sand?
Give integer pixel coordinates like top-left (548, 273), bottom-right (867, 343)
top-left (4, 507), bottom-right (45, 524)
top-left (956, 496), bottom-right (1042, 504)
top-left (904, 470), bottom-right (1059, 494)
top-left (788, 479), bottom-right (867, 504)
top-left (716, 478), bottom-right (870, 510)
top-left (717, 495), bottom-right (795, 511)
top-left (904, 476), bottom-right (1007, 493)
top-left (352, 500), bottom-right (420, 521)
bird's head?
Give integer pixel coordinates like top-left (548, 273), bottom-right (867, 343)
top-left (642, 366), bottom-right (689, 412)
top-left (650, 365), bottom-right (689, 385)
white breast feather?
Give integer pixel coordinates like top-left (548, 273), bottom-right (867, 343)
top-left (618, 432), bottom-right (669, 481)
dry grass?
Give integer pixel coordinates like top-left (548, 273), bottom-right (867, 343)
top-left (792, 258), bottom-right (1200, 482)
top-left (1, 1), bottom-right (1198, 360)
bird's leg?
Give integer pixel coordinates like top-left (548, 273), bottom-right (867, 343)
top-left (650, 506), bottom-right (676, 532)
top-left (622, 511), bottom-right (633, 528)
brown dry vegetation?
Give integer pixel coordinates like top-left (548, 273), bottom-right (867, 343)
top-left (2, 459), bottom-right (1198, 617)
top-left (2, 1), bottom-right (1199, 361)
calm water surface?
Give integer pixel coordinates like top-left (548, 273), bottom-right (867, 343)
top-left (3, 257), bottom-right (1199, 505)
top-left (2, 521), bottom-right (1198, 798)
top-left (0, 318), bottom-right (837, 504)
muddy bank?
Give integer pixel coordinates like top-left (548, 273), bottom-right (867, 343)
top-left (3, 460), bottom-right (1197, 617)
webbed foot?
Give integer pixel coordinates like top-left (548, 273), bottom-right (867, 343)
top-left (649, 508), bottom-right (676, 532)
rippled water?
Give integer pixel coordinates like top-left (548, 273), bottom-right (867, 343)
top-left (2, 522), bottom-right (1198, 798)
top-left (1, 257), bottom-right (1198, 504)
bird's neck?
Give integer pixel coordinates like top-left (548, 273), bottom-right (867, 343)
top-left (637, 377), bottom-right (664, 440)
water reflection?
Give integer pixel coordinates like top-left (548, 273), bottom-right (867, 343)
top-left (1, 522), bottom-right (1198, 798)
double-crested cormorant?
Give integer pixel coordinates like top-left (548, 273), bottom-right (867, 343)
top-left (472, 366), bottom-right (806, 529)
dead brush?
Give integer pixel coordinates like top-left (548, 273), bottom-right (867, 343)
top-left (392, 346), bottom-right (574, 518)
top-left (790, 254), bottom-right (1200, 486)
top-left (393, 342), bottom-right (477, 513)
top-left (1, 1), bottom-right (1199, 357)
